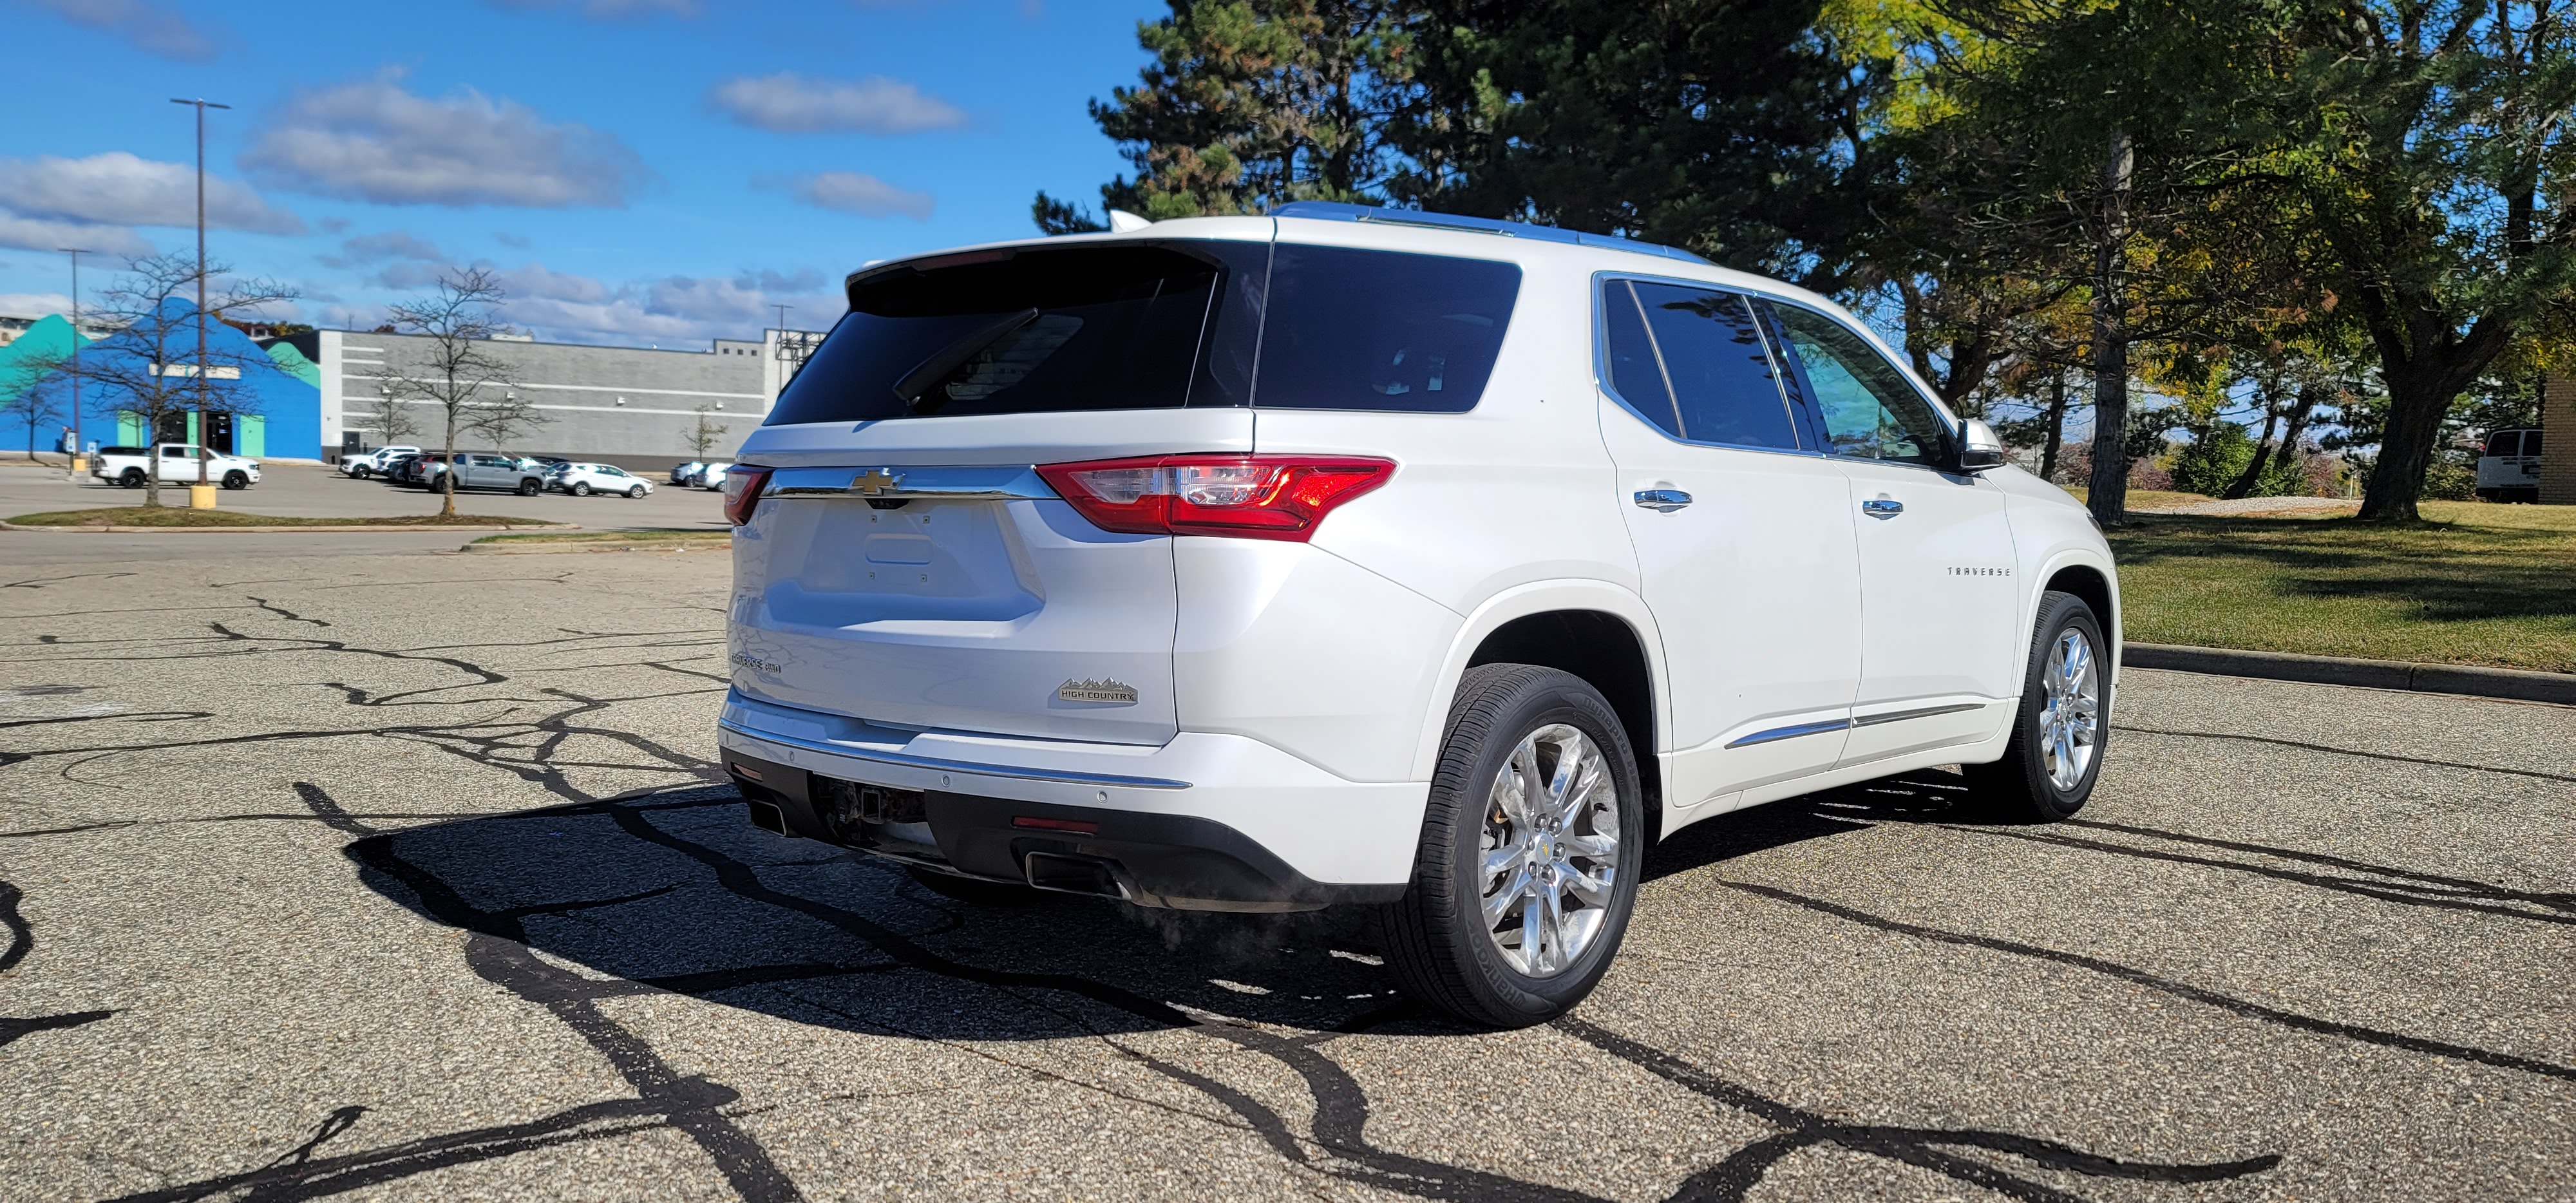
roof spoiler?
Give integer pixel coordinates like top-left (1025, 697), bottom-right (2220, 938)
top-left (1269, 201), bottom-right (1712, 266)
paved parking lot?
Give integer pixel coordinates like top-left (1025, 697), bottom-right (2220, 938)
top-left (1, 546), bottom-right (2569, 1201)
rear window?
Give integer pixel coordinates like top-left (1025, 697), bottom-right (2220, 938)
top-left (1252, 245), bottom-right (1520, 413)
top-left (765, 243), bottom-right (1264, 426)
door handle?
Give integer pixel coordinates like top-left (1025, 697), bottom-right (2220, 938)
top-left (1633, 488), bottom-right (1692, 513)
top-left (1861, 497), bottom-right (1904, 519)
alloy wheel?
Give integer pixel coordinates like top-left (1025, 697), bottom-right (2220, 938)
top-left (2039, 627), bottom-right (2101, 791)
top-left (1477, 723), bottom-right (1620, 977)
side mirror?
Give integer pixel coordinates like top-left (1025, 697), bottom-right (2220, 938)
top-left (1958, 419), bottom-right (2007, 472)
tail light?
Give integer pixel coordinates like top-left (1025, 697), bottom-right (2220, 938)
top-left (723, 467), bottom-right (773, 527)
top-left (1036, 455), bottom-right (1396, 541)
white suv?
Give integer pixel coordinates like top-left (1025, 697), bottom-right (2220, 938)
top-left (717, 204), bottom-right (2118, 1027)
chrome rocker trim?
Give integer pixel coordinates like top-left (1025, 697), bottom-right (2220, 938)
top-left (716, 716), bottom-right (1193, 791)
top-left (1725, 703), bottom-right (1987, 748)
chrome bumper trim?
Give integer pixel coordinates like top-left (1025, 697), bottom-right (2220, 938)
top-left (717, 717), bottom-right (1192, 791)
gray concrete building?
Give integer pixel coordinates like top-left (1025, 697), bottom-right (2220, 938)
top-left (311, 326), bottom-right (825, 470)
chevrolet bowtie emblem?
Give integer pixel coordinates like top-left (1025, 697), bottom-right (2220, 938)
top-left (851, 468), bottom-right (903, 495)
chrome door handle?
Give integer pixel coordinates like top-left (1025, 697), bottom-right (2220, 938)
top-left (1861, 497), bottom-right (1904, 519)
top-left (1633, 488), bottom-right (1692, 513)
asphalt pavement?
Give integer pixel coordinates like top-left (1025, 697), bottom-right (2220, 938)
top-left (0, 460), bottom-right (728, 565)
top-left (1, 548), bottom-right (2568, 1201)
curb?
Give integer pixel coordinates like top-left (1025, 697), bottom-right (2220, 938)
top-left (2125, 642), bottom-right (2576, 705)
top-left (1, 520), bottom-right (580, 534)
top-left (461, 539), bottom-right (726, 554)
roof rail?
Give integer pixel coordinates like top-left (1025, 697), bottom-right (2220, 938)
top-left (1269, 201), bottom-right (1712, 266)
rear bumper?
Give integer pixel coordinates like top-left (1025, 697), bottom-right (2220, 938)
top-left (716, 690), bottom-right (1424, 910)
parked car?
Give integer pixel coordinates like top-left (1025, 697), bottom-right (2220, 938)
top-left (551, 462), bottom-right (654, 498)
top-left (341, 445), bottom-right (421, 478)
top-left (403, 453), bottom-right (549, 495)
top-left (714, 204), bottom-right (2119, 1028)
top-left (377, 452), bottom-right (421, 484)
top-left (90, 443), bottom-right (261, 490)
top-left (697, 462), bottom-right (732, 490)
top-left (670, 460), bottom-right (707, 486)
top-left (2476, 426), bottom-right (2543, 503)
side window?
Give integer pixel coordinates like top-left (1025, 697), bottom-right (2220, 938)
top-left (1772, 306), bottom-right (1951, 466)
top-left (2525, 430), bottom-right (2543, 457)
top-left (1629, 282), bottom-right (1800, 450)
top-left (1601, 280), bottom-right (1676, 432)
top-left (1253, 245), bottom-right (1520, 413)
top-left (2486, 431), bottom-right (2521, 457)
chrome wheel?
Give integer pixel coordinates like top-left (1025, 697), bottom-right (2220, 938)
top-left (2039, 627), bottom-right (2101, 791)
top-left (1477, 723), bottom-right (1620, 977)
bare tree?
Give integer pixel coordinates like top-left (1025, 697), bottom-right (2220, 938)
top-left (683, 403), bottom-right (730, 459)
top-left (363, 386), bottom-right (424, 448)
top-left (62, 252), bottom-right (294, 507)
top-left (1, 347), bottom-right (67, 459)
top-left (383, 269), bottom-right (545, 518)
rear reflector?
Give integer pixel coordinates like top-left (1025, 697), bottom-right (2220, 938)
top-left (723, 467), bottom-right (773, 526)
top-left (1035, 454), bottom-right (1395, 542)
top-left (1013, 815), bottom-right (1102, 834)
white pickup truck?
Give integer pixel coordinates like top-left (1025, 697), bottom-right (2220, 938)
top-left (90, 443), bottom-right (263, 490)
top-left (341, 445), bottom-right (422, 479)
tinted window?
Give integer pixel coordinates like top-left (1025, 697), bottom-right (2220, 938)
top-left (766, 243), bottom-right (1260, 426)
top-left (1772, 306), bottom-right (1951, 466)
top-left (1602, 280), bottom-right (1676, 431)
top-left (1253, 245), bottom-right (1519, 413)
top-left (1628, 282), bottom-right (1799, 449)
top-left (2486, 431), bottom-right (2523, 457)
top-left (2526, 430), bottom-right (2543, 456)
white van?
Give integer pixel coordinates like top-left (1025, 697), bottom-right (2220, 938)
top-left (713, 204), bottom-right (2121, 1026)
top-left (2476, 427), bottom-right (2543, 502)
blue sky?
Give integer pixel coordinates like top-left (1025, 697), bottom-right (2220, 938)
top-left (0, 0), bottom-right (1162, 346)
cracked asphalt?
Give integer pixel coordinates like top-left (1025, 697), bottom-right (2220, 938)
top-left (1, 546), bottom-right (2569, 1201)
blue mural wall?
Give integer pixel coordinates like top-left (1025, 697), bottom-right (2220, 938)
top-left (12, 299), bottom-right (321, 459)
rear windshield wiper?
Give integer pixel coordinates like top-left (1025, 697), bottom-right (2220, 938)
top-left (893, 307), bottom-right (1043, 414)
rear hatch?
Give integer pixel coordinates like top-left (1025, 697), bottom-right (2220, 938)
top-left (729, 234), bottom-right (1271, 745)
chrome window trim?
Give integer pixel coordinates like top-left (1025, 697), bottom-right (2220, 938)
top-left (761, 464), bottom-right (1061, 501)
top-left (717, 717), bottom-right (1193, 790)
top-left (1589, 271), bottom-right (1826, 460)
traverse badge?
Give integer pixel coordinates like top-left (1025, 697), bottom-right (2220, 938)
top-left (1057, 678), bottom-right (1139, 705)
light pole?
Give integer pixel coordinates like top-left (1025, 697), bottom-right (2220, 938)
top-left (171, 97), bottom-right (227, 503)
top-left (57, 247), bottom-right (91, 476)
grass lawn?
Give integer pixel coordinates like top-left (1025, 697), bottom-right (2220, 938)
top-left (8, 507), bottom-right (567, 528)
top-left (472, 528), bottom-right (727, 544)
top-left (2107, 501), bottom-right (2576, 673)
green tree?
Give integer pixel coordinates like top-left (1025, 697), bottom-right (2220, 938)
top-left (1036, 0), bottom-right (1409, 227)
top-left (2256, 0), bottom-right (2576, 520)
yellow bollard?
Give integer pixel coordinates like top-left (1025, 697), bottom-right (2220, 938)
top-left (189, 484), bottom-right (218, 509)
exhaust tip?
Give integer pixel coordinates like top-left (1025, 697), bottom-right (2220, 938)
top-left (746, 799), bottom-right (790, 835)
top-left (1023, 851), bottom-right (1128, 900)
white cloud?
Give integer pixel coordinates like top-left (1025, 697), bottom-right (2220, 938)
top-left (0, 213), bottom-right (154, 259)
top-left (243, 74), bottom-right (656, 208)
top-left (0, 292), bottom-right (77, 318)
top-left (28, 0), bottom-right (215, 61)
top-left (495, 263), bottom-right (611, 303)
top-left (0, 153), bottom-right (303, 234)
top-left (762, 171), bottom-right (934, 220)
top-left (464, 265), bottom-right (836, 345)
top-left (318, 231), bottom-right (445, 269)
top-left (708, 73), bottom-right (969, 135)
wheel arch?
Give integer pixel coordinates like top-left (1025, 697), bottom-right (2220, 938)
top-left (1411, 582), bottom-right (1670, 841)
top-left (2033, 553), bottom-right (2121, 681)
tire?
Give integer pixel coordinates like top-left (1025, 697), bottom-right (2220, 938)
top-left (118, 468), bottom-right (144, 488)
top-left (351, 466), bottom-right (372, 480)
top-left (627, 485), bottom-right (647, 498)
top-left (221, 471), bottom-right (247, 490)
top-left (571, 482), bottom-right (592, 497)
top-left (1963, 591), bottom-right (2109, 822)
top-left (516, 478), bottom-right (542, 497)
top-left (906, 865), bottom-right (1040, 906)
top-left (1376, 664), bottom-right (1645, 1028)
